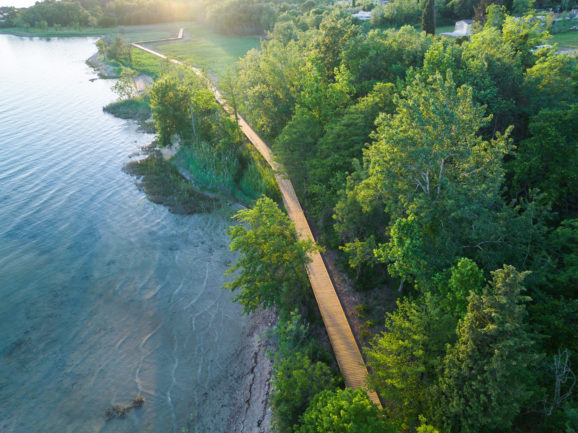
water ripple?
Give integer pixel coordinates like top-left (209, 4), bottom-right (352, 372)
top-left (0, 35), bottom-right (250, 433)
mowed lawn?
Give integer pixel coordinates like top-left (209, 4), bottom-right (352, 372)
top-left (550, 31), bottom-right (578, 52)
top-left (435, 25), bottom-right (456, 34)
top-left (151, 23), bottom-right (260, 80)
top-left (130, 49), bottom-right (166, 79)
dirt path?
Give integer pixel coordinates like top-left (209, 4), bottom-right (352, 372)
top-left (131, 39), bottom-right (381, 408)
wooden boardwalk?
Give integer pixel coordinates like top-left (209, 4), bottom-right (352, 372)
top-left (131, 38), bottom-right (381, 407)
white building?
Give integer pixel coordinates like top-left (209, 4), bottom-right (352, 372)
top-left (441, 19), bottom-right (473, 37)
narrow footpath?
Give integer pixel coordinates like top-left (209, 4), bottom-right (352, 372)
top-left (131, 37), bottom-right (381, 408)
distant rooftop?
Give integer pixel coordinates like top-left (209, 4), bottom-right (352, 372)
top-left (441, 19), bottom-right (473, 37)
top-left (352, 10), bottom-right (372, 20)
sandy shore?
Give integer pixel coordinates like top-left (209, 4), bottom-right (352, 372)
top-left (225, 309), bottom-right (275, 432)
top-left (87, 52), bottom-right (119, 78)
top-left (88, 50), bottom-right (276, 431)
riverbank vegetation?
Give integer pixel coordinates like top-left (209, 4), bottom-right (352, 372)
top-left (114, 62), bottom-right (278, 207)
top-left (215, 1), bottom-right (577, 432)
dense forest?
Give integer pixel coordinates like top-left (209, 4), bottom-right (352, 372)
top-left (0, 0), bottom-right (196, 28)
top-left (1, 0), bottom-right (575, 33)
top-left (16, 0), bottom-right (577, 431)
top-left (217, 2), bottom-right (577, 433)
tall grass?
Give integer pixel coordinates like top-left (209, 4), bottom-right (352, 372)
top-left (175, 137), bottom-right (279, 206)
top-left (103, 96), bottom-right (151, 121)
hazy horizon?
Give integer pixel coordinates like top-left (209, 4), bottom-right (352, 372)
top-left (0, 0), bottom-right (37, 8)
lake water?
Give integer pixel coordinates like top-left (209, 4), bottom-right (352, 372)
top-left (0, 35), bottom-right (252, 433)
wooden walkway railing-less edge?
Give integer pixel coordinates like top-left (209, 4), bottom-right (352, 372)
top-left (131, 36), bottom-right (382, 408)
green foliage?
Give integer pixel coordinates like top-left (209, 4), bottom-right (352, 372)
top-left (439, 257), bottom-right (486, 318)
top-left (297, 388), bottom-right (398, 433)
top-left (447, 0), bottom-right (478, 20)
top-left (20, 1), bottom-right (90, 27)
top-left (485, 4), bottom-right (507, 29)
top-left (97, 35), bottom-right (133, 64)
top-left (149, 70), bottom-right (195, 146)
top-left (273, 108), bottom-right (323, 197)
top-left (370, 0), bottom-right (423, 27)
top-left (236, 39), bottom-right (303, 138)
top-left (221, 7), bottom-right (578, 433)
top-left (377, 215), bottom-right (428, 289)
top-left (205, 0), bottom-right (276, 36)
top-left (313, 13), bottom-right (358, 76)
top-left (511, 106), bottom-right (578, 218)
top-left (342, 27), bottom-right (434, 92)
top-left (297, 60), bottom-right (354, 126)
top-left (267, 310), bottom-right (323, 362)
top-left (416, 419), bottom-right (440, 433)
top-left (502, 14), bottom-right (551, 69)
top-left (360, 73), bottom-right (510, 285)
top-left (103, 95), bottom-right (151, 121)
top-left (112, 67), bottom-right (138, 100)
top-left (0, 7), bottom-right (19, 28)
top-left (422, 27), bottom-right (523, 134)
top-left (308, 82), bottom-right (396, 228)
top-left (421, 0), bottom-right (436, 35)
top-left (435, 265), bottom-right (539, 432)
top-left (522, 53), bottom-right (577, 116)
top-left (366, 294), bottom-right (455, 429)
top-left (271, 351), bottom-right (337, 433)
top-left (547, 219), bottom-right (578, 297)
top-left (225, 197), bottom-right (318, 319)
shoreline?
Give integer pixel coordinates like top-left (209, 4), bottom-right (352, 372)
top-left (86, 52), bottom-right (120, 78)
top-left (90, 54), bottom-right (274, 431)
top-left (225, 309), bottom-right (275, 433)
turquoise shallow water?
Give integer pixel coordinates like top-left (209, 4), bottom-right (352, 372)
top-left (0, 35), bottom-right (248, 433)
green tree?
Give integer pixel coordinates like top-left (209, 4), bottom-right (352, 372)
top-left (225, 196), bottom-right (318, 319)
top-left (366, 294), bottom-right (455, 429)
top-left (485, 4), bottom-right (507, 29)
top-left (342, 27), bottom-right (433, 93)
top-left (149, 71), bottom-right (194, 146)
top-left (422, 28), bottom-right (523, 135)
top-left (271, 352), bottom-right (337, 433)
top-left (107, 34), bottom-right (131, 63)
top-left (421, 0), bottom-right (435, 35)
top-left (435, 265), bottom-right (539, 433)
top-left (439, 257), bottom-right (486, 318)
top-left (112, 67), bottom-right (138, 100)
top-left (360, 73), bottom-right (511, 286)
top-left (309, 82), bottom-right (396, 230)
top-left (522, 53), bottom-right (577, 116)
top-left (502, 14), bottom-right (550, 69)
top-left (314, 13), bottom-right (358, 78)
top-left (510, 106), bottom-right (578, 218)
top-left (297, 388), bottom-right (399, 433)
top-left (267, 310), bottom-right (325, 362)
top-left (236, 40), bottom-right (303, 138)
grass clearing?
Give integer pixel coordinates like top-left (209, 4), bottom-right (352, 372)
top-left (550, 31), bottom-right (578, 52)
top-left (435, 25), bottom-right (456, 34)
top-left (129, 49), bottom-right (165, 79)
top-left (151, 22), bottom-right (260, 80)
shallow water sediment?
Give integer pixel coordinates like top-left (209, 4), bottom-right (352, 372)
top-left (0, 35), bottom-right (271, 433)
